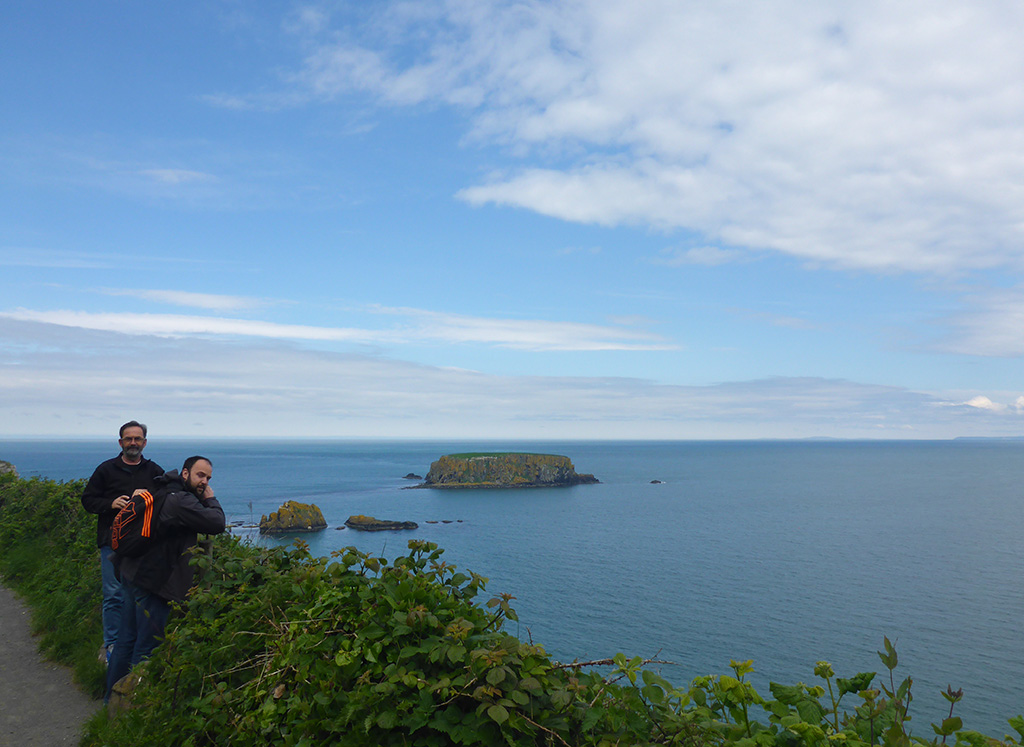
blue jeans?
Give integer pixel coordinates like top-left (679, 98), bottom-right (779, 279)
top-left (100, 545), bottom-right (123, 648)
top-left (105, 577), bottom-right (169, 702)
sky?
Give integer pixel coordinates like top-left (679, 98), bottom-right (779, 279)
top-left (3, 0), bottom-right (1024, 439)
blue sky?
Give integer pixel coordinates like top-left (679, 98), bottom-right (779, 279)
top-left (3, 1), bottom-right (1024, 439)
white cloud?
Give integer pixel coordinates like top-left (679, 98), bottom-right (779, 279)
top-left (0, 249), bottom-right (212, 270)
top-left (367, 305), bottom-right (675, 351)
top-left (285, 6), bottom-right (330, 36)
top-left (0, 249), bottom-right (119, 270)
top-left (0, 309), bottom-right (394, 343)
top-left (201, 93), bottom-right (256, 110)
top-left (0, 306), bottom-right (675, 351)
top-left (939, 393), bottom-right (1024, 414)
top-left (290, 0), bottom-right (1024, 276)
top-left (938, 286), bottom-right (1024, 357)
top-left (100, 289), bottom-right (268, 312)
top-left (2, 317), bottom-right (1019, 438)
top-left (729, 308), bottom-right (818, 331)
top-left (653, 246), bottom-right (746, 267)
top-left (139, 169), bottom-right (216, 184)
top-left (963, 395), bottom-right (1006, 412)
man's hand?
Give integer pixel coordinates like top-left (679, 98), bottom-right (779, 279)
top-left (199, 485), bottom-right (215, 500)
top-left (111, 495), bottom-right (129, 511)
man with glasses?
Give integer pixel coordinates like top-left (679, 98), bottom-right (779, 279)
top-left (82, 420), bottom-right (164, 664)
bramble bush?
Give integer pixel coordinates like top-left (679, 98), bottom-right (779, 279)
top-left (2, 472), bottom-right (1022, 746)
top-left (86, 535), bottom-right (1024, 746)
top-left (0, 472), bottom-right (107, 695)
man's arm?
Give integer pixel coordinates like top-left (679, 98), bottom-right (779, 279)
top-left (81, 462), bottom-right (128, 514)
top-left (166, 490), bottom-right (227, 535)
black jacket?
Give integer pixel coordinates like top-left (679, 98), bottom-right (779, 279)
top-left (118, 470), bottom-right (226, 603)
top-left (81, 454), bottom-right (164, 547)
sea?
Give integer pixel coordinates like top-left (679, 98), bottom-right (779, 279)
top-left (2, 439), bottom-right (1022, 737)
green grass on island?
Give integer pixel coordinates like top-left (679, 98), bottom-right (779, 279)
top-left (445, 452), bottom-right (562, 458)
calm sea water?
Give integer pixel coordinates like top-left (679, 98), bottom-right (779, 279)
top-left (3, 439), bottom-right (1022, 736)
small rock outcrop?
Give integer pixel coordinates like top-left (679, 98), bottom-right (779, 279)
top-left (344, 515), bottom-right (418, 531)
top-left (0, 460), bottom-right (17, 478)
top-left (419, 453), bottom-right (598, 489)
top-left (403, 473), bottom-right (424, 480)
top-left (259, 501), bottom-right (327, 534)
top-left (107, 665), bottom-right (147, 716)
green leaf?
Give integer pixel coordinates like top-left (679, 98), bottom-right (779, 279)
top-left (769, 682), bottom-right (805, 705)
top-left (837, 672), bottom-right (876, 696)
top-left (641, 670), bottom-right (674, 692)
top-left (896, 676), bottom-right (912, 701)
top-left (642, 684), bottom-right (666, 704)
top-left (931, 716), bottom-right (962, 736)
top-left (551, 688), bottom-right (572, 709)
top-left (1009, 715), bottom-right (1024, 740)
top-left (519, 676), bottom-right (542, 692)
top-left (731, 659), bottom-right (755, 677)
top-left (487, 704), bottom-right (509, 724)
top-left (720, 675), bottom-right (741, 691)
top-left (878, 636), bottom-right (898, 670)
top-left (795, 699), bottom-right (825, 724)
top-left (580, 706), bottom-right (604, 733)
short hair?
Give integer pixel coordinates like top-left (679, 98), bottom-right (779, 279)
top-left (119, 420), bottom-right (148, 438)
top-left (182, 455), bottom-right (212, 473)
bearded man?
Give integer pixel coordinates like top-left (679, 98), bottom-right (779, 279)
top-left (105, 455), bottom-right (225, 702)
top-left (81, 420), bottom-right (164, 662)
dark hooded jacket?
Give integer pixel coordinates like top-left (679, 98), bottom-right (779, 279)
top-left (118, 469), bottom-right (226, 603)
top-left (81, 454), bottom-right (164, 547)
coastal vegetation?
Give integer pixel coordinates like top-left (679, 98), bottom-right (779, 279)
top-left (1, 469), bottom-right (1022, 746)
top-left (421, 452), bottom-right (599, 488)
top-left (0, 473), bottom-right (107, 697)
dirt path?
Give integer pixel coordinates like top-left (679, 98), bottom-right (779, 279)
top-left (0, 583), bottom-right (98, 746)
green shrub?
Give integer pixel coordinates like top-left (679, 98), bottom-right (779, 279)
top-left (0, 472), bottom-right (107, 696)
top-left (86, 537), bottom-right (711, 745)
top-left (3, 472), bottom-right (1022, 746)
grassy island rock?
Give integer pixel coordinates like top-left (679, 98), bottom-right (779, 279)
top-left (421, 452), bottom-right (598, 488)
top-left (345, 515), bottom-right (418, 531)
top-left (0, 460), bottom-right (16, 478)
top-left (259, 501), bottom-right (327, 534)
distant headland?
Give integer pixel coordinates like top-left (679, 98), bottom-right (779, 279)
top-left (416, 452), bottom-right (598, 489)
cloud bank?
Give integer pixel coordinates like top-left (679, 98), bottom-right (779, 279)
top-left (0, 306), bottom-right (674, 351)
top-left (287, 0), bottom-right (1024, 275)
top-left (2, 318), bottom-right (1021, 438)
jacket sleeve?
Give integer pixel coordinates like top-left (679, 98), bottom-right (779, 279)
top-left (81, 464), bottom-right (114, 514)
top-left (162, 492), bottom-right (227, 535)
